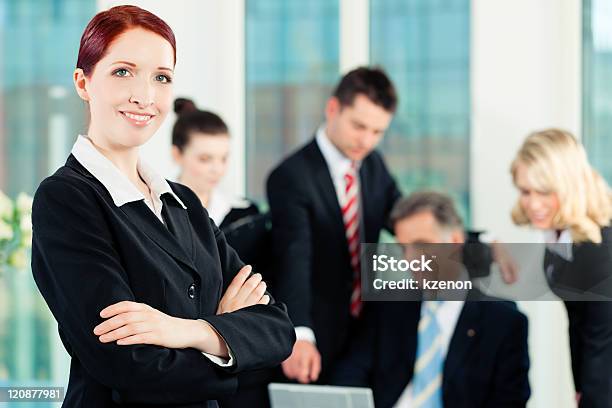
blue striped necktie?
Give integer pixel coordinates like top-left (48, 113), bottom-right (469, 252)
top-left (412, 300), bottom-right (444, 407)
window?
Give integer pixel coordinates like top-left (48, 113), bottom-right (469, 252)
top-left (370, 0), bottom-right (471, 223)
top-left (0, 0), bottom-right (95, 396)
top-left (583, 0), bottom-right (612, 183)
top-left (245, 0), bottom-right (340, 203)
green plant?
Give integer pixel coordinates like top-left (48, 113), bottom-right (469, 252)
top-left (0, 191), bottom-right (33, 273)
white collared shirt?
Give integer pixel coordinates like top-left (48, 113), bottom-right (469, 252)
top-left (71, 135), bottom-right (234, 367)
top-left (206, 189), bottom-right (252, 227)
top-left (315, 125), bottom-right (361, 207)
top-left (393, 301), bottom-right (465, 408)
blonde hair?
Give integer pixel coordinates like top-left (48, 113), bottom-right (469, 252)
top-left (510, 128), bottom-right (612, 243)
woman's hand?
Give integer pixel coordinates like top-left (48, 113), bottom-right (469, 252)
top-left (491, 241), bottom-right (519, 284)
top-left (217, 265), bottom-right (270, 314)
top-left (93, 301), bottom-right (228, 357)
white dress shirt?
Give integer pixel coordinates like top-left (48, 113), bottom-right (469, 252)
top-left (294, 126), bottom-right (362, 345)
top-left (206, 189), bottom-right (252, 227)
top-left (71, 135), bottom-right (234, 367)
top-left (393, 301), bottom-right (465, 408)
top-left (315, 125), bottom-right (361, 207)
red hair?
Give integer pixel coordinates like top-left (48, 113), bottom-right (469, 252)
top-left (76, 5), bottom-right (176, 76)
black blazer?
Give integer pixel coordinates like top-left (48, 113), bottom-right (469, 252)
top-left (218, 203), bottom-right (260, 231)
top-left (544, 226), bottom-right (612, 408)
top-left (266, 138), bottom-right (401, 378)
top-left (31, 155), bottom-right (295, 408)
top-left (332, 300), bottom-right (531, 408)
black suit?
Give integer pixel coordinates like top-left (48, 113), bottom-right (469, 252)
top-left (544, 226), bottom-right (612, 408)
top-left (266, 138), bottom-right (401, 379)
top-left (31, 155), bottom-right (295, 408)
top-left (332, 300), bottom-right (530, 408)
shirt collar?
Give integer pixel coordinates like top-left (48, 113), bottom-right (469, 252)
top-left (544, 229), bottom-right (573, 261)
top-left (315, 125), bottom-right (359, 179)
top-left (71, 135), bottom-right (187, 209)
top-left (543, 229), bottom-right (573, 244)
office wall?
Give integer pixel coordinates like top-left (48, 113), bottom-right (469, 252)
top-left (471, 0), bottom-right (581, 406)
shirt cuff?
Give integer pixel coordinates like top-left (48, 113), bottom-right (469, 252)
top-left (202, 349), bottom-right (235, 367)
top-left (199, 319), bottom-right (235, 367)
top-left (295, 326), bottom-right (316, 345)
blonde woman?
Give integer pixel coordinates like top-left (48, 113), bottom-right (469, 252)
top-left (511, 128), bottom-right (612, 407)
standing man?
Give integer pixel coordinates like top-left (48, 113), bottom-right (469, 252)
top-left (266, 67), bottom-right (401, 383)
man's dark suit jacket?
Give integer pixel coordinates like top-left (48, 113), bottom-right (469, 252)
top-left (31, 155), bottom-right (296, 408)
top-left (266, 138), bottom-right (401, 378)
top-left (545, 226), bottom-right (612, 408)
top-left (332, 300), bottom-right (531, 408)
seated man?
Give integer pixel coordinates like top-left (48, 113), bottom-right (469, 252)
top-left (332, 191), bottom-right (530, 408)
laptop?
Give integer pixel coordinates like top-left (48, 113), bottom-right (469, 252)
top-left (268, 383), bottom-right (374, 408)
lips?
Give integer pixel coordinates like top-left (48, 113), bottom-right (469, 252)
top-left (120, 111), bottom-right (155, 126)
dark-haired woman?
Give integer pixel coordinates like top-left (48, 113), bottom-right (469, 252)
top-left (171, 98), bottom-right (259, 229)
top-left (30, 6), bottom-right (294, 408)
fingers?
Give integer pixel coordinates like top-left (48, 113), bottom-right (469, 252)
top-left (296, 356), bottom-right (311, 383)
top-left (234, 272), bottom-right (263, 304)
top-left (244, 279), bottom-right (267, 305)
top-left (491, 242), bottom-right (519, 284)
top-left (94, 311), bottom-right (146, 336)
top-left (258, 295), bottom-right (270, 305)
top-left (282, 344), bottom-right (319, 384)
top-left (98, 322), bottom-right (151, 343)
top-left (281, 348), bottom-right (303, 381)
top-left (281, 359), bottom-right (296, 379)
top-left (500, 260), bottom-right (518, 284)
top-left (283, 354), bottom-right (310, 384)
top-left (116, 332), bottom-right (154, 346)
top-left (224, 265), bottom-right (252, 300)
top-left (217, 266), bottom-right (269, 313)
top-left (309, 351), bottom-right (321, 382)
top-left (100, 301), bottom-right (149, 319)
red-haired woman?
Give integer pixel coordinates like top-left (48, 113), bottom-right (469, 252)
top-left (30, 6), bottom-right (295, 408)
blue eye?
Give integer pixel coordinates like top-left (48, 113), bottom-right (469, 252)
top-left (113, 68), bottom-right (130, 77)
top-left (155, 74), bottom-right (172, 83)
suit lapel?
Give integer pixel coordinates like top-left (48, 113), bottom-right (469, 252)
top-left (161, 194), bottom-right (195, 261)
top-left (305, 140), bottom-right (346, 236)
top-left (443, 302), bottom-right (481, 380)
top-left (359, 160), bottom-right (374, 242)
top-left (120, 201), bottom-right (198, 275)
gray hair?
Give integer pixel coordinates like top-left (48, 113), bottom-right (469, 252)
top-left (390, 190), bottom-right (464, 231)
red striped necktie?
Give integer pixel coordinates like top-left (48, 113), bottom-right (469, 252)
top-left (342, 162), bottom-right (362, 317)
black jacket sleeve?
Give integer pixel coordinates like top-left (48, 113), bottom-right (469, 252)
top-left (487, 309), bottom-right (531, 407)
top-left (266, 165), bottom-right (314, 328)
top-left (566, 302), bottom-right (612, 408)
